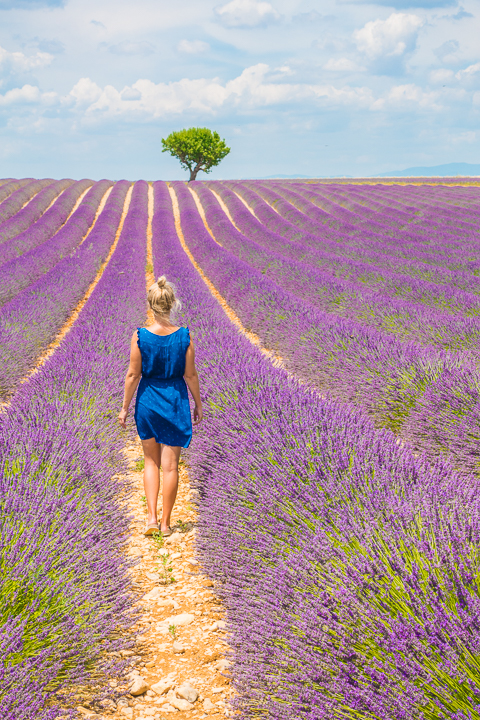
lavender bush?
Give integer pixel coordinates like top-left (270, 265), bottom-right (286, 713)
top-left (0, 181), bottom-right (129, 399)
top-left (152, 180), bottom-right (480, 720)
top-left (0, 178), bottom-right (95, 266)
top-left (0, 179), bottom-right (70, 243)
top-left (0, 178), bottom-right (54, 224)
top-left (0, 180), bottom-right (112, 305)
top-left (0, 180), bottom-right (148, 719)
top-left (193, 182), bottom-right (480, 353)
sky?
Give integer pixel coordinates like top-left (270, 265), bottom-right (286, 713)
top-left (0, 0), bottom-right (478, 179)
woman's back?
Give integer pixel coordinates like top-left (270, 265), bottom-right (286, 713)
top-left (137, 326), bottom-right (190, 381)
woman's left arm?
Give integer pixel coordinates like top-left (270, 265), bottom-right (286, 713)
top-left (119, 332), bottom-right (142, 429)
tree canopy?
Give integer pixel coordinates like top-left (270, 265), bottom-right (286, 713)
top-left (161, 127), bottom-right (230, 182)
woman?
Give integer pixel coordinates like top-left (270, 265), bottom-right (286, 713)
top-left (119, 276), bottom-right (203, 536)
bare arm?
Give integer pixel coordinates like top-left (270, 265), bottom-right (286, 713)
top-left (118, 331), bottom-right (142, 429)
top-left (184, 340), bottom-right (203, 425)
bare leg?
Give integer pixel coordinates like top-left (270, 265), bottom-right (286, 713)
top-left (160, 445), bottom-right (181, 532)
top-left (141, 437), bottom-right (161, 526)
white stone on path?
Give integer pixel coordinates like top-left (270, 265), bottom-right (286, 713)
top-left (161, 612), bottom-right (195, 627)
top-left (144, 587), bottom-right (162, 600)
top-left (129, 675), bottom-right (149, 696)
top-left (203, 698), bottom-right (215, 711)
top-left (151, 677), bottom-right (174, 695)
top-left (166, 690), bottom-right (194, 712)
top-left (160, 703), bottom-right (178, 713)
top-left (128, 546), bottom-right (143, 557)
top-left (176, 682), bottom-right (199, 703)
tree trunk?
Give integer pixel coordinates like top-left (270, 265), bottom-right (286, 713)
top-left (189, 165), bottom-right (201, 182)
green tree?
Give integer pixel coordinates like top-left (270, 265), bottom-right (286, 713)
top-left (161, 127), bottom-right (230, 182)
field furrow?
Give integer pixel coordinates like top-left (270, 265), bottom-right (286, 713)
top-left (0, 180), bottom-right (74, 243)
top-left (0, 178), bottom-right (96, 266)
top-left (0, 180), bottom-right (113, 305)
top-left (0, 178), bottom-right (55, 224)
top-left (0, 181), bottom-right (131, 400)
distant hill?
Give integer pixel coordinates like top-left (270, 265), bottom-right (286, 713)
top-left (375, 162), bottom-right (480, 177)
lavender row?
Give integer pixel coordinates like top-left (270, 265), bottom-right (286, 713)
top-left (229, 181), bottom-right (480, 292)
top-left (0, 178), bottom-right (57, 229)
top-left (0, 178), bottom-right (95, 266)
top-left (0, 181), bottom-right (129, 399)
top-left (153, 180), bottom-right (480, 720)
top-left (285, 181), bottom-right (480, 252)
top-left (242, 181), bottom-right (480, 266)
top-left (271, 182), bottom-right (480, 285)
top-left (224, 181), bottom-right (480, 475)
top-left (173, 181), bottom-right (480, 474)
top-left (213, 181), bottom-right (480, 297)
top-left (250, 180), bottom-right (480, 257)
top-left (0, 180), bottom-right (148, 720)
top-left (201, 184), bottom-right (480, 353)
top-left (0, 178), bottom-right (74, 246)
top-left (0, 178), bottom-right (34, 205)
top-left (0, 180), bottom-right (112, 306)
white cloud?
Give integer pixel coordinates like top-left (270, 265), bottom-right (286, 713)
top-left (69, 77), bottom-right (102, 105)
top-left (434, 39), bottom-right (459, 62)
top-left (177, 39), bottom-right (210, 54)
top-left (323, 58), bottom-right (366, 72)
top-left (214, 0), bottom-right (280, 28)
top-left (121, 87), bottom-right (142, 101)
top-left (385, 83), bottom-right (440, 109)
top-left (456, 62), bottom-right (480, 79)
top-left (0, 84), bottom-right (56, 106)
top-left (354, 13), bottom-right (423, 59)
top-left (66, 64), bottom-right (378, 123)
top-left (0, 45), bottom-right (53, 74)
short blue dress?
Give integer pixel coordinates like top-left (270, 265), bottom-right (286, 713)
top-left (134, 326), bottom-right (193, 448)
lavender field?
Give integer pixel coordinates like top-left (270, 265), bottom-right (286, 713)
top-left (2, 176), bottom-right (480, 720)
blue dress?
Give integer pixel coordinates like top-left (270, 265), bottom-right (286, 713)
top-left (134, 326), bottom-right (193, 448)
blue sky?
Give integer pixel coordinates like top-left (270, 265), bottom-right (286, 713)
top-left (0, 0), bottom-right (478, 179)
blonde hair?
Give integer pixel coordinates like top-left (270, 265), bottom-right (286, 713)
top-left (147, 276), bottom-right (178, 315)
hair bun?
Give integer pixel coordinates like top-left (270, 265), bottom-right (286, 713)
top-left (157, 276), bottom-right (167, 289)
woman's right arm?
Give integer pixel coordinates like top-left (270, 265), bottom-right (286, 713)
top-left (118, 332), bottom-right (142, 429)
top-left (184, 340), bottom-right (203, 425)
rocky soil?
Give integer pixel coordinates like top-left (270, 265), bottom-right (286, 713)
top-left (76, 441), bottom-right (233, 720)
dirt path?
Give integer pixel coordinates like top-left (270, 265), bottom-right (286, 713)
top-left (78, 183), bottom-right (234, 720)
top-left (187, 188), bottom-right (220, 245)
top-left (206, 191), bottom-right (241, 234)
top-left (88, 445), bottom-right (233, 720)
top-left (79, 185), bottom-right (114, 245)
top-left (230, 190), bottom-right (260, 220)
top-left (146, 184), bottom-right (155, 298)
